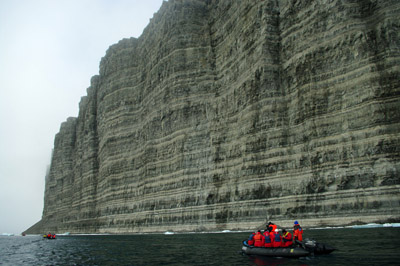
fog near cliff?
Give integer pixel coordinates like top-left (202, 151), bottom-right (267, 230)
top-left (0, 0), bottom-right (165, 234)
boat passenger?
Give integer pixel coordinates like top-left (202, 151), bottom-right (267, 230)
top-left (293, 221), bottom-right (303, 241)
top-left (268, 227), bottom-right (275, 246)
top-left (282, 229), bottom-right (293, 247)
top-left (263, 229), bottom-right (272, 247)
top-left (47, 233), bottom-right (52, 239)
top-left (267, 221), bottom-right (277, 232)
top-left (247, 232), bottom-right (255, 246)
top-left (253, 230), bottom-right (265, 247)
top-left (272, 229), bottom-right (282, 247)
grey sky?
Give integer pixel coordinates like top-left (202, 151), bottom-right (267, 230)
top-left (0, 0), bottom-right (165, 234)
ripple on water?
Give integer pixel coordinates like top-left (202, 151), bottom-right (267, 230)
top-left (1, 229), bottom-right (400, 265)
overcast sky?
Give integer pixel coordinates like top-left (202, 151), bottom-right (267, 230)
top-left (0, 0), bottom-right (165, 234)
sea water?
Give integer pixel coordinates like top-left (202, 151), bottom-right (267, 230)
top-left (1, 227), bottom-right (399, 265)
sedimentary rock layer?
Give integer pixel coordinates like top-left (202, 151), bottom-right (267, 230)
top-left (26, 0), bottom-right (400, 234)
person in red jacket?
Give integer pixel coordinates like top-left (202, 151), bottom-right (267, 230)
top-left (282, 229), bottom-right (293, 247)
top-left (253, 230), bottom-right (265, 247)
top-left (269, 227), bottom-right (275, 246)
top-left (263, 229), bottom-right (272, 247)
top-left (247, 232), bottom-right (255, 246)
top-left (272, 229), bottom-right (282, 247)
top-left (293, 220), bottom-right (303, 242)
top-left (267, 222), bottom-right (277, 233)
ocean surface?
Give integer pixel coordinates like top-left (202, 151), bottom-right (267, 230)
top-left (1, 226), bottom-right (400, 265)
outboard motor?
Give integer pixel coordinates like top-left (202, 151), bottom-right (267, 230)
top-left (303, 239), bottom-right (317, 255)
top-left (301, 239), bottom-right (336, 255)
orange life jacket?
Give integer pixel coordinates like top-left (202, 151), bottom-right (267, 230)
top-left (272, 224), bottom-right (277, 232)
top-left (293, 226), bottom-right (303, 241)
top-left (253, 232), bottom-right (264, 247)
top-left (268, 224), bottom-right (278, 232)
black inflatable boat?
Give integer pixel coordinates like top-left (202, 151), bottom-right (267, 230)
top-left (242, 239), bottom-right (335, 258)
top-left (242, 241), bottom-right (310, 258)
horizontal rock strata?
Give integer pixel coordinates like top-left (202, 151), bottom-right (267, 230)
top-left (26, 0), bottom-right (400, 234)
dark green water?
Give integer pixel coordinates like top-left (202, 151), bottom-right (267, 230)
top-left (1, 228), bottom-right (399, 265)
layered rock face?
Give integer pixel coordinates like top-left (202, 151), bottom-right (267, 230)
top-left (26, 0), bottom-right (400, 234)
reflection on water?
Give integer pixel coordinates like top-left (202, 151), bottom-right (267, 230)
top-left (1, 228), bottom-right (399, 265)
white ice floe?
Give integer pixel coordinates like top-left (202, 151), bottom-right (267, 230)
top-left (1, 233), bottom-right (14, 236)
top-left (383, 223), bottom-right (400, 228)
top-left (57, 232), bottom-right (70, 236)
top-left (350, 223), bottom-right (383, 229)
top-left (310, 223), bottom-right (400, 230)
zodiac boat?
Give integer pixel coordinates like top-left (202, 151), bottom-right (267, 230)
top-left (241, 241), bottom-right (310, 258)
top-left (242, 239), bottom-right (335, 258)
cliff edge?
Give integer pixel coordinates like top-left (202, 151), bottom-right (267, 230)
top-left (25, 0), bottom-right (400, 234)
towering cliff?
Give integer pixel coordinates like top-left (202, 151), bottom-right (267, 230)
top-left (26, 0), bottom-right (400, 234)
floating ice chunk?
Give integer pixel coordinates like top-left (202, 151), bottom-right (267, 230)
top-left (384, 223), bottom-right (400, 228)
top-left (351, 223), bottom-right (383, 229)
top-left (57, 232), bottom-right (70, 236)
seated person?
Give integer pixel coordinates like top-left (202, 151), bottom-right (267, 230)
top-left (272, 229), bottom-right (282, 247)
top-left (253, 230), bottom-right (265, 247)
top-left (247, 232), bottom-right (255, 246)
top-left (263, 229), bottom-right (272, 247)
top-left (282, 229), bottom-right (293, 247)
